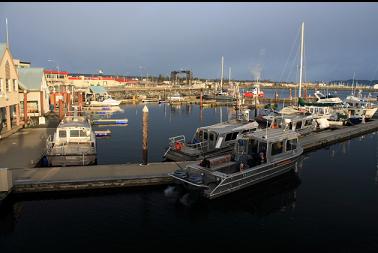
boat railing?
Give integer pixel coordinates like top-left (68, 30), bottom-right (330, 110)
top-left (168, 135), bottom-right (208, 151)
top-left (46, 136), bottom-right (96, 155)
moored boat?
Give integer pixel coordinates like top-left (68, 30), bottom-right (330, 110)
top-left (169, 128), bottom-right (303, 199)
top-left (45, 115), bottom-right (97, 166)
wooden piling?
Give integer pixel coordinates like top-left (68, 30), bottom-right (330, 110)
top-left (23, 91), bottom-right (28, 124)
top-left (59, 99), bottom-right (63, 119)
top-left (142, 105), bottom-right (149, 165)
top-left (200, 89), bottom-right (203, 108)
top-left (40, 91), bottom-right (44, 115)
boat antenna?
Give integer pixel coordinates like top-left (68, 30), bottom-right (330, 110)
top-left (220, 56), bottom-right (224, 92)
top-left (299, 22), bottom-right (304, 98)
top-left (352, 72), bottom-right (355, 96)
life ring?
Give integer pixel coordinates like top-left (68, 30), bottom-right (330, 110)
top-left (175, 142), bottom-right (183, 151)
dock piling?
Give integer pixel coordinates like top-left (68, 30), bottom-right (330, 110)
top-left (142, 105), bottom-right (149, 165)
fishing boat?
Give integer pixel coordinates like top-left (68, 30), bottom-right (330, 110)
top-left (169, 128), bottom-right (303, 199)
top-left (164, 113), bottom-right (259, 161)
top-left (45, 114), bottom-right (97, 166)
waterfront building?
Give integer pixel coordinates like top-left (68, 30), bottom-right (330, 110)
top-left (0, 43), bottom-right (21, 134)
top-left (44, 69), bottom-right (69, 92)
top-left (68, 74), bottom-right (137, 88)
top-left (18, 67), bottom-right (50, 117)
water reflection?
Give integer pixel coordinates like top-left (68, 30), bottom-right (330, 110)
top-left (167, 168), bottom-right (301, 218)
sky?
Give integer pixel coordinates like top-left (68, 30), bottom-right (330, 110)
top-left (1, 2), bottom-right (378, 82)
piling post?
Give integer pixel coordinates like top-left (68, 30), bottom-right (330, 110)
top-left (254, 95), bottom-right (258, 118)
top-left (59, 98), bottom-right (64, 119)
top-left (200, 89), bottom-right (203, 108)
top-left (67, 90), bottom-right (71, 113)
top-left (23, 90), bottom-right (28, 124)
top-left (40, 90), bottom-right (44, 115)
top-left (142, 105), bottom-right (149, 165)
top-left (78, 92), bottom-right (83, 111)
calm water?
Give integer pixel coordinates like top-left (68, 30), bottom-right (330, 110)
top-left (1, 103), bottom-right (378, 252)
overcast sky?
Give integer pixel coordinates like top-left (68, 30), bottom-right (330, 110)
top-left (1, 2), bottom-right (378, 82)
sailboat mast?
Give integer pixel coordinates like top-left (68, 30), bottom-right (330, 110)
top-left (299, 22), bottom-right (304, 98)
top-left (352, 72), bottom-right (355, 95)
top-left (228, 67), bottom-right (231, 84)
top-left (220, 56), bottom-right (224, 91)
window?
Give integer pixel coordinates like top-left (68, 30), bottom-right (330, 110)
top-left (0, 79), bottom-right (2, 93)
top-left (6, 79), bottom-right (10, 92)
top-left (209, 133), bottom-right (215, 141)
top-left (296, 121), bottom-right (302, 129)
top-left (59, 130), bottom-right (67, 138)
top-left (225, 133), bottom-right (233, 141)
top-left (305, 119), bottom-right (312, 126)
top-left (70, 130), bottom-right (80, 137)
top-left (203, 131), bottom-right (208, 140)
top-left (231, 132), bottom-right (239, 140)
top-left (13, 80), bottom-right (17, 91)
top-left (248, 139), bottom-right (258, 154)
top-left (286, 139), bottom-right (297, 151)
top-left (271, 141), bottom-right (284, 156)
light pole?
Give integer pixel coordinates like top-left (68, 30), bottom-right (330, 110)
top-left (48, 59), bottom-right (60, 92)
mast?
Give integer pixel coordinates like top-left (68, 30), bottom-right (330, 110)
top-left (220, 56), bottom-right (224, 92)
top-left (299, 22), bottom-right (304, 98)
top-left (5, 18), bottom-right (9, 48)
top-left (352, 72), bottom-right (355, 95)
top-left (228, 67), bottom-right (231, 84)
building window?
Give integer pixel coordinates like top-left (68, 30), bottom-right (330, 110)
top-left (0, 79), bottom-right (3, 93)
top-left (6, 79), bottom-right (10, 92)
top-left (13, 79), bottom-right (17, 91)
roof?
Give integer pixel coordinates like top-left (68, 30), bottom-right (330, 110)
top-left (18, 67), bottom-right (45, 91)
top-left (200, 119), bottom-right (255, 135)
top-left (89, 85), bottom-right (108, 95)
top-left (243, 128), bottom-right (299, 143)
top-left (0, 43), bottom-right (6, 60)
top-left (44, 69), bottom-right (69, 75)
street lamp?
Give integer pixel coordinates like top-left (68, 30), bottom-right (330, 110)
top-left (48, 59), bottom-right (60, 92)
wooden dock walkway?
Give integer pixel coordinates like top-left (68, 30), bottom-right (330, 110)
top-left (1, 119), bottom-right (378, 198)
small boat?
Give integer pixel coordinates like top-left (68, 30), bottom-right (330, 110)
top-left (94, 129), bottom-right (112, 137)
top-left (167, 93), bottom-right (185, 102)
top-left (255, 110), bottom-right (317, 136)
top-left (169, 128), bottom-right (303, 199)
top-left (243, 86), bottom-right (264, 98)
top-left (45, 115), bottom-right (97, 166)
top-left (85, 86), bottom-right (121, 107)
top-left (164, 113), bottom-right (259, 162)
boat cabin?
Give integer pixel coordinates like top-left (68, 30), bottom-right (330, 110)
top-left (164, 119), bottom-right (259, 161)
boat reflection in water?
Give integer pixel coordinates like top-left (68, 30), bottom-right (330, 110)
top-left (166, 167), bottom-right (301, 217)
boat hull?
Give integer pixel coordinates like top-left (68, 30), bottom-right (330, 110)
top-left (46, 154), bottom-right (97, 167)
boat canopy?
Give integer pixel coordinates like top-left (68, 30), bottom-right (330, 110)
top-left (89, 86), bottom-right (108, 95)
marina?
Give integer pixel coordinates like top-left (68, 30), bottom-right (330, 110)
top-left (1, 2), bottom-right (378, 252)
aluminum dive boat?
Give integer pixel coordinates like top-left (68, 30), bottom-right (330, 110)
top-left (169, 128), bottom-right (303, 199)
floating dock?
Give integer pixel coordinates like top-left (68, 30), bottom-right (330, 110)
top-left (1, 119), bottom-right (378, 200)
top-left (92, 118), bottom-right (128, 125)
